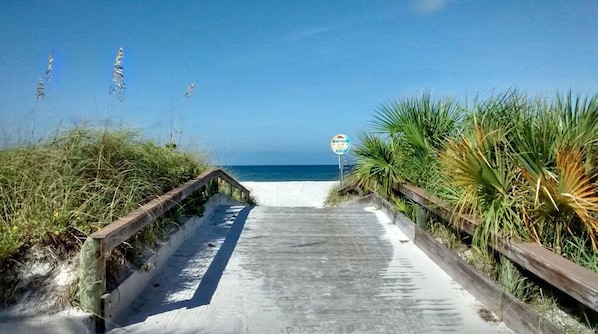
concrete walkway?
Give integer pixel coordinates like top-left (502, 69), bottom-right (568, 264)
top-left (107, 205), bottom-right (512, 333)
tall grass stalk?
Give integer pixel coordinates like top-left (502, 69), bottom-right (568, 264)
top-left (498, 255), bottom-right (535, 302)
top-left (109, 48), bottom-right (125, 101)
top-left (31, 52), bottom-right (54, 141)
top-left (169, 81), bottom-right (199, 147)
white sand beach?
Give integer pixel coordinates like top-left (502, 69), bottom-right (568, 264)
top-left (241, 181), bottom-right (338, 207)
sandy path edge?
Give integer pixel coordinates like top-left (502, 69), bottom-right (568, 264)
top-left (241, 181), bottom-right (338, 207)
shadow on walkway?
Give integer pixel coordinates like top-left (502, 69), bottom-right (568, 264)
top-left (116, 205), bottom-right (252, 327)
top-left (182, 205), bottom-right (252, 307)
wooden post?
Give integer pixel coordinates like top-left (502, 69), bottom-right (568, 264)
top-left (211, 178), bottom-right (219, 195)
top-left (415, 204), bottom-right (429, 229)
top-left (79, 237), bottom-right (106, 331)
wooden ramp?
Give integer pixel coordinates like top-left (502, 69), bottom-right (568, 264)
top-left (107, 205), bottom-right (512, 333)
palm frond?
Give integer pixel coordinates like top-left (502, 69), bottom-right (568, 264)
top-left (521, 148), bottom-right (598, 252)
top-left (351, 133), bottom-right (402, 198)
top-left (555, 150), bottom-right (598, 250)
top-left (441, 118), bottom-right (525, 245)
top-left (372, 93), bottom-right (461, 155)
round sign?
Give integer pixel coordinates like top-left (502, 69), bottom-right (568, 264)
top-left (330, 134), bottom-right (352, 155)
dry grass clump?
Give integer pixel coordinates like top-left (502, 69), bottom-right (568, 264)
top-left (324, 183), bottom-right (360, 207)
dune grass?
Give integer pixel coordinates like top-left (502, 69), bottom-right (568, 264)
top-left (0, 47), bottom-right (219, 308)
top-left (0, 127), bottom-right (209, 266)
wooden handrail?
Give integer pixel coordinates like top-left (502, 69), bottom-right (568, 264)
top-left (89, 168), bottom-right (249, 256)
top-left (79, 168), bottom-right (250, 330)
top-left (338, 183), bottom-right (357, 196)
top-left (396, 183), bottom-right (480, 233)
top-left (394, 182), bottom-right (598, 313)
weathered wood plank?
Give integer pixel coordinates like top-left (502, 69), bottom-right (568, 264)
top-left (352, 193), bottom-right (563, 332)
top-left (217, 170), bottom-right (250, 198)
top-left (396, 183), bottom-right (479, 234)
top-left (78, 237), bottom-right (105, 333)
top-left (395, 182), bottom-right (598, 313)
top-left (89, 173), bottom-right (212, 254)
top-left (496, 241), bottom-right (598, 312)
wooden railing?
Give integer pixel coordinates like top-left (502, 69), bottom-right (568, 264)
top-left (78, 168), bottom-right (250, 329)
top-left (342, 182), bottom-right (598, 313)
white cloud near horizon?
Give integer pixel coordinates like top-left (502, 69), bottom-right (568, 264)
top-left (413, 0), bottom-right (452, 13)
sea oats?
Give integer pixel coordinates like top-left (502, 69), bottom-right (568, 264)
top-left (34, 74), bottom-right (45, 100)
top-left (109, 47), bottom-right (125, 101)
top-left (45, 51), bottom-right (54, 82)
top-left (184, 81), bottom-right (197, 98)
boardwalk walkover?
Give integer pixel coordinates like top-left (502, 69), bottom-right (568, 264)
top-left (108, 204), bottom-right (511, 333)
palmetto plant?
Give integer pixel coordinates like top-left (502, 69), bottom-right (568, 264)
top-left (526, 149), bottom-right (598, 253)
top-left (465, 90), bottom-right (530, 134)
top-left (350, 133), bottom-right (402, 198)
top-left (440, 118), bottom-right (527, 248)
top-left (441, 91), bottom-right (598, 254)
top-left (352, 93), bottom-right (463, 191)
top-left (516, 93), bottom-right (598, 253)
top-left (373, 93), bottom-right (462, 155)
top-left (351, 94), bottom-right (461, 196)
top-left (555, 92), bottom-right (598, 172)
top-left (352, 91), bottom-right (598, 260)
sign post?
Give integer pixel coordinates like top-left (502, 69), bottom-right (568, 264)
top-left (330, 134), bottom-right (352, 189)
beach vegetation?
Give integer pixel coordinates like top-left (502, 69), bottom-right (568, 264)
top-left (350, 90), bottom-right (598, 267)
top-left (0, 127), bottom-right (213, 305)
top-left (324, 183), bottom-right (360, 207)
top-left (350, 94), bottom-right (462, 201)
top-left (392, 196), bottom-right (416, 220)
top-left (350, 133), bottom-right (402, 198)
top-left (347, 90), bottom-right (598, 331)
top-left (0, 47), bottom-right (248, 313)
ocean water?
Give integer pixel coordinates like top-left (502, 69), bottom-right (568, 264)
top-left (223, 165), bottom-right (347, 182)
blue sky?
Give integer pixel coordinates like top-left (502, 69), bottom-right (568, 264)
top-left (1, 1), bottom-right (597, 165)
